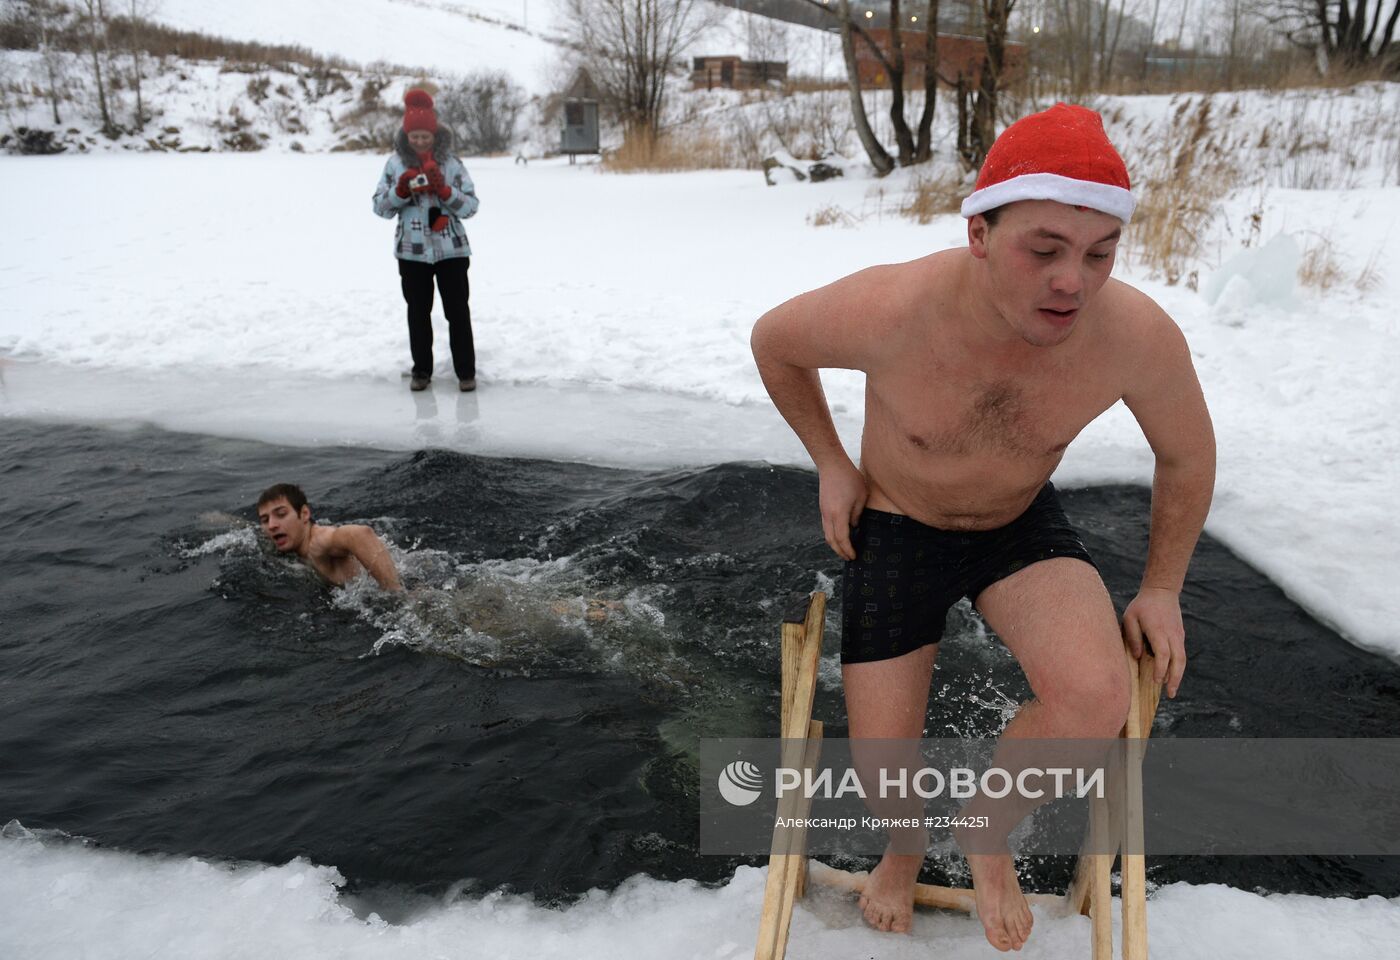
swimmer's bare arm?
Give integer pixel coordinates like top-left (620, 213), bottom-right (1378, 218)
top-left (329, 525), bottom-right (403, 592)
top-left (751, 265), bottom-right (905, 561)
top-left (1120, 298), bottom-right (1216, 700)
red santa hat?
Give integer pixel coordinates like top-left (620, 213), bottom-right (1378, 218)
top-left (402, 89), bottom-right (438, 134)
top-left (960, 103), bottom-right (1134, 223)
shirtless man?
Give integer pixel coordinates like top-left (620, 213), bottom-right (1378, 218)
top-left (256, 483), bottom-right (403, 591)
top-left (750, 105), bottom-right (1214, 951)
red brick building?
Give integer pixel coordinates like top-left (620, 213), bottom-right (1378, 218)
top-left (854, 30), bottom-right (1028, 88)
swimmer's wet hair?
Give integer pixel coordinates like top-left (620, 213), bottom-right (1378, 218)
top-left (257, 483), bottom-right (309, 515)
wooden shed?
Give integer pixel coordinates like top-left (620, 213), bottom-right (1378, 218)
top-left (560, 69), bottom-right (600, 160)
top-left (691, 56), bottom-right (789, 90)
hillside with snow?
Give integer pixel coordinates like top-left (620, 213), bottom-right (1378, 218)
top-left (149, 0), bottom-right (565, 91)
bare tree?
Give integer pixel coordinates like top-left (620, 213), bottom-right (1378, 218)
top-left (1037, 0), bottom-right (1135, 93)
top-left (33, 0), bottom-right (66, 124)
top-left (559, 0), bottom-right (715, 143)
top-left (1139, 0), bottom-right (1163, 82)
top-left (438, 70), bottom-right (527, 154)
top-left (969, 0), bottom-right (1016, 167)
top-left (78, 0), bottom-right (119, 137)
top-left (1220, 0), bottom-right (1247, 86)
top-left (833, 0), bottom-right (894, 172)
top-left (123, 0), bottom-right (159, 130)
top-left (1096, 0), bottom-right (1130, 87)
top-left (1050, 0), bottom-right (1095, 93)
top-left (797, 0), bottom-right (945, 171)
top-left (1266, 0), bottom-right (1400, 73)
top-left (913, 0), bottom-right (941, 163)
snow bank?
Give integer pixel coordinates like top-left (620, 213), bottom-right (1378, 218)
top-left (2, 824), bottom-right (1397, 960)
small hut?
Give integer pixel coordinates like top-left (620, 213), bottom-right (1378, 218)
top-left (561, 69), bottom-right (600, 162)
top-left (690, 55), bottom-right (788, 90)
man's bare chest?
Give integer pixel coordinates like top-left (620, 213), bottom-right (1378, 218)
top-left (869, 365), bottom-right (1117, 460)
top-left (306, 548), bottom-right (362, 586)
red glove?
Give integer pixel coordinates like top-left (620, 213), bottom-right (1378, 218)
top-left (422, 159), bottom-right (451, 200)
top-left (395, 167), bottom-right (421, 199)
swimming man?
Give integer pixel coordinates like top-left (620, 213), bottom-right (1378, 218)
top-left (750, 104), bottom-right (1215, 951)
top-left (256, 483), bottom-right (403, 592)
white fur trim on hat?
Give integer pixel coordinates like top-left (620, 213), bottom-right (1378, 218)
top-left (960, 172), bottom-right (1135, 223)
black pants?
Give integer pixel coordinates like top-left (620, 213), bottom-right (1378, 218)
top-left (398, 256), bottom-right (474, 380)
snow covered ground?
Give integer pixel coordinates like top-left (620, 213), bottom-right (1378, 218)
top-left (4, 823), bottom-right (1399, 960)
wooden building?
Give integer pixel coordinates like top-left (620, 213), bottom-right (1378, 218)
top-left (691, 56), bottom-right (789, 90)
top-left (854, 31), bottom-right (1028, 88)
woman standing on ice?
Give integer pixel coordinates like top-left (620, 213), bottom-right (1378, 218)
top-left (372, 88), bottom-right (480, 392)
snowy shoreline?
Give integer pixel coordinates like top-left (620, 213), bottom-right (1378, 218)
top-left (3, 824), bottom-right (1398, 960)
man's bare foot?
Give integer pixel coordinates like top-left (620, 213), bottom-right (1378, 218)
top-left (965, 851), bottom-right (1033, 951)
top-left (857, 847), bottom-right (922, 933)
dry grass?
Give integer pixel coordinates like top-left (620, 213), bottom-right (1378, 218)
top-left (900, 170), bottom-right (965, 224)
top-left (1124, 96), bottom-right (1232, 286)
top-left (1355, 249), bottom-right (1385, 293)
top-left (52, 16), bottom-right (380, 73)
top-left (1297, 232), bottom-right (1387, 292)
top-left (1297, 236), bottom-right (1346, 290)
top-left (1032, 48), bottom-right (1393, 98)
top-left (807, 203), bottom-right (859, 228)
top-left (600, 130), bottom-right (739, 173)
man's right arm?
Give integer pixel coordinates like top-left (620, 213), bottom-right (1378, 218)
top-left (750, 267), bottom-right (897, 560)
top-left (334, 525), bottom-right (404, 592)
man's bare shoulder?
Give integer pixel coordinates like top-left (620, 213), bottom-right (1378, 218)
top-left (325, 523), bottom-right (376, 550)
top-left (1095, 277), bottom-right (1183, 348)
top-left (1093, 279), bottom-right (1195, 396)
top-left (824, 249), bottom-right (963, 331)
top-left (754, 249), bottom-right (965, 373)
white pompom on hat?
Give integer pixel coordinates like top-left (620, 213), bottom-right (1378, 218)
top-left (960, 103), bottom-right (1134, 224)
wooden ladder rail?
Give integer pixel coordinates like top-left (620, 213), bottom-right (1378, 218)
top-left (754, 592), bottom-right (1165, 960)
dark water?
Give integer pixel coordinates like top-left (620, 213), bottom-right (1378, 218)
top-left (2, 419), bottom-right (1397, 905)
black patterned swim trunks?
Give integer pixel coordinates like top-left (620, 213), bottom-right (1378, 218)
top-left (840, 482), bottom-right (1096, 664)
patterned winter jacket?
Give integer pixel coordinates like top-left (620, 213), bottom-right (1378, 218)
top-left (372, 126), bottom-right (479, 263)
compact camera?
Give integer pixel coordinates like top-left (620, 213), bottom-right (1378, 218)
top-left (410, 173), bottom-right (430, 190)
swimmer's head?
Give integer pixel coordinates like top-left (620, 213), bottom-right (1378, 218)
top-left (257, 483), bottom-right (311, 553)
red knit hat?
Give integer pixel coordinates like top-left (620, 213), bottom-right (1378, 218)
top-left (402, 89), bottom-right (438, 134)
top-left (961, 103), bottom-right (1134, 223)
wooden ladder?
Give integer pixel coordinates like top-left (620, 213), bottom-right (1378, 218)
top-left (753, 592), bottom-right (1162, 960)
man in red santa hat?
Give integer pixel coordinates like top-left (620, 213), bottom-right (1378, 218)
top-left (751, 104), bottom-right (1215, 951)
